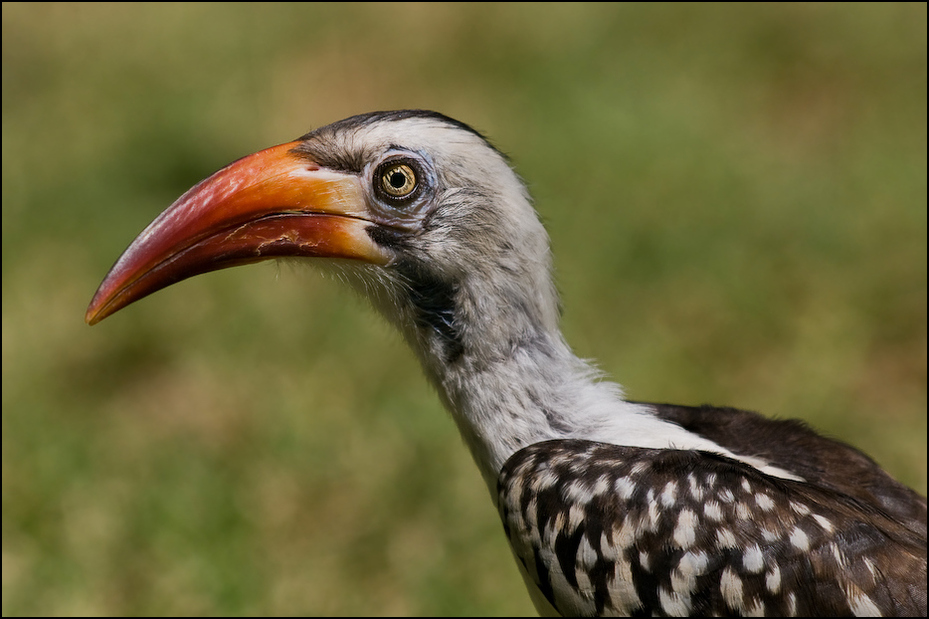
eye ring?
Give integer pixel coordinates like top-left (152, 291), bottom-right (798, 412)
top-left (379, 162), bottom-right (417, 198)
top-left (374, 160), bottom-right (421, 202)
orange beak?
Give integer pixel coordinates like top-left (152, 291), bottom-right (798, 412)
top-left (85, 141), bottom-right (390, 325)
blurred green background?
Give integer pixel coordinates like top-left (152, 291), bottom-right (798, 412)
top-left (3, 3), bottom-right (925, 615)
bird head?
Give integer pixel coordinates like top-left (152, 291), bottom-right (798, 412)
top-left (86, 111), bottom-right (560, 372)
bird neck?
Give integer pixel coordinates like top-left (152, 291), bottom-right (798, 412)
top-left (435, 331), bottom-right (612, 491)
top-left (402, 274), bottom-right (647, 493)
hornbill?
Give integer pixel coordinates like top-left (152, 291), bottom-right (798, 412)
top-left (86, 110), bottom-right (927, 616)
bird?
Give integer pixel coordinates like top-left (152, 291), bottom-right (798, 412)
top-left (86, 110), bottom-right (927, 616)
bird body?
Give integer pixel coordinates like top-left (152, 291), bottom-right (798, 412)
top-left (87, 110), bottom-right (927, 616)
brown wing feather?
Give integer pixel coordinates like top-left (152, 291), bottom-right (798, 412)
top-left (498, 439), bottom-right (927, 616)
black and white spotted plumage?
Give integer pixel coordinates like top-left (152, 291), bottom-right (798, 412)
top-left (88, 110), bottom-right (927, 616)
top-left (499, 407), bottom-right (927, 616)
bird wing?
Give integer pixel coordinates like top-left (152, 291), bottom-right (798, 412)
top-left (498, 438), bottom-right (928, 616)
top-left (647, 402), bottom-right (928, 537)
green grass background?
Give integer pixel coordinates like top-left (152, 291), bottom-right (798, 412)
top-left (3, 3), bottom-right (925, 615)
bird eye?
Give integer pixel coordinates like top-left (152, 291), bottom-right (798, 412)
top-left (379, 163), bottom-right (417, 198)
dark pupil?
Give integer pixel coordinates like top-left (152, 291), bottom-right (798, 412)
top-left (389, 171), bottom-right (407, 188)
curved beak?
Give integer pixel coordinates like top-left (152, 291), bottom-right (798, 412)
top-left (85, 141), bottom-right (390, 325)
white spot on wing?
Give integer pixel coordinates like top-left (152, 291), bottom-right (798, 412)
top-left (525, 496), bottom-right (539, 531)
top-left (567, 504), bottom-right (586, 533)
top-left (765, 565), bottom-right (781, 593)
top-left (790, 501), bottom-right (811, 516)
top-left (686, 474), bottom-right (702, 501)
top-left (673, 509), bottom-right (698, 548)
top-left (704, 501), bottom-right (723, 521)
top-left (716, 527), bottom-right (738, 549)
top-left (813, 513), bottom-right (834, 532)
top-left (743, 544), bottom-right (764, 573)
top-left (598, 530), bottom-right (619, 562)
top-left (673, 550), bottom-right (709, 594)
top-left (829, 542), bottom-right (848, 569)
top-left (608, 558), bottom-right (641, 614)
top-left (789, 526), bottom-right (810, 551)
top-left (613, 517), bottom-right (639, 549)
top-left (760, 527), bottom-right (779, 543)
top-left (565, 480), bottom-right (592, 504)
top-left (630, 461), bottom-right (650, 477)
top-left (661, 481), bottom-right (678, 507)
top-left (614, 476), bottom-right (636, 501)
top-left (846, 584), bottom-right (882, 617)
top-left (659, 587), bottom-right (690, 616)
top-left (646, 490), bottom-right (661, 530)
top-left (532, 469), bottom-right (559, 492)
top-left (577, 535), bottom-right (597, 569)
top-left (755, 493), bottom-right (775, 511)
top-left (735, 501), bottom-right (752, 520)
top-left (550, 512), bottom-right (566, 542)
top-left (720, 567), bottom-right (744, 610)
top-left (744, 597), bottom-right (766, 616)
